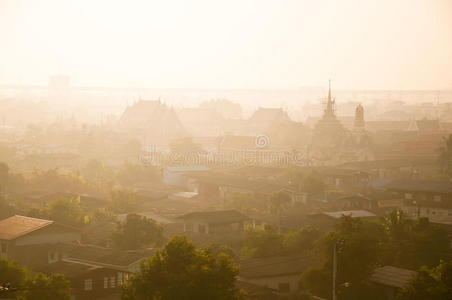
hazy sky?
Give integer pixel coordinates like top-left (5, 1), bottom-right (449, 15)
top-left (0, 0), bottom-right (451, 90)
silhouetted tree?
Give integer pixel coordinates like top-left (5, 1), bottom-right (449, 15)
top-left (397, 260), bottom-right (452, 300)
top-left (122, 236), bottom-right (244, 300)
top-left (112, 214), bottom-right (164, 250)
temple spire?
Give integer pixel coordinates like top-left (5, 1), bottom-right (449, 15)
top-left (328, 79), bottom-right (331, 102)
top-left (325, 79), bottom-right (335, 117)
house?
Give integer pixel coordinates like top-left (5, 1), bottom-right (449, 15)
top-left (239, 255), bottom-right (320, 299)
top-left (333, 194), bottom-right (377, 211)
top-left (177, 210), bottom-right (249, 234)
top-left (339, 158), bottom-right (436, 180)
top-left (384, 179), bottom-right (452, 223)
top-left (0, 215), bottom-right (81, 267)
top-left (37, 261), bottom-right (124, 300)
top-left (188, 171), bottom-right (284, 203)
top-left (369, 266), bottom-right (417, 300)
top-left (36, 245), bottom-right (154, 300)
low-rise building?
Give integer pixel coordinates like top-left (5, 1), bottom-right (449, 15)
top-left (0, 215), bottom-right (81, 268)
top-left (384, 179), bottom-right (452, 223)
top-left (239, 255), bottom-right (320, 299)
top-left (177, 209), bottom-right (249, 234)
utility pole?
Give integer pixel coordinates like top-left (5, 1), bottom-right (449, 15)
top-left (333, 242), bottom-right (337, 300)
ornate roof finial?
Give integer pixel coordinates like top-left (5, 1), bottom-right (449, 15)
top-left (325, 79), bottom-right (335, 117)
top-left (328, 79), bottom-right (331, 102)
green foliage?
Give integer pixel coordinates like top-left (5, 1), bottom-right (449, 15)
top-left (121, 236), bottom-right (244, 300)
top-left (109, 188), bottom-right (141, 214)
top-left (300, 216), bottom-right (383, 300)
top-left (20, 273), bottom-right (71, 300)
top-left (397, 260), bottom-right (452, 300)
top-left (242, 226), bottom-right (284, 258)
top-left (0, 259), bottom-right (70, 300)
top-left (382, 211), bottom-right (450, 269)
top-left (0, 193), bottom-right (17, 219)
top-left (116, 163), bottom-right (161, 186)
top-left (300, 212), bottom-right (451, 299)
top-left (242, 226), bottom-right (321, 258)
top-left (0, 259), bottom-right (26, 288)
top-left (46, 196), bottom-right (86, 226)
top-left (283, 226), bottom-right (322, 255)
top-left (25, 168), bottom-right (97, 194)
top-left (112, 213), bottom-right (164, 250)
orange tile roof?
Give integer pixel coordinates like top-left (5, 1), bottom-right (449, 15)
top-left (0, 215), bottom-right (53, 241)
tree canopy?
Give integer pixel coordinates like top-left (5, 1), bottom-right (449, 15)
top-left (0, 259), bottom-right (70, 300)
top-left (397, 260), bottom-right (452, 300)
top-left (122, 236), bottom-right (244, 300)
top-left (112, 213), bottom-right (164, 250)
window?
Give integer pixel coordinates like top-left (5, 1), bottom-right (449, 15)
top-left (110, 276), bottom-right (116, 288)
top-left (84, 279), bottom-right (92, 291)
top-left (103, 277), bottom-right (108, 289)
top-left (278, 283), bottom-right (290, 293)
top-left (434, 195), bottom-right (442, 202)
top-left (404, 193), bottom-right (412, 200)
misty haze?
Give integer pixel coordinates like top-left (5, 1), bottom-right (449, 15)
top-left (0, 1), bottom-right (451, 300)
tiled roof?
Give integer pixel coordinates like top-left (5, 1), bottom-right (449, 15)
top-left (35, 260), bottom-right (100, 278)
top-left (67, 244), bottom-right (154, 268)
top-left (0, 215), bottom-right (53, 241)
top-left (369, 266), bottom-right (417, 288)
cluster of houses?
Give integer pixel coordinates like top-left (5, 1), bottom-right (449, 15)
top-left (1, 86), bottom-right (452, 299)
top-left (2, 159), bottom-right (451, 299)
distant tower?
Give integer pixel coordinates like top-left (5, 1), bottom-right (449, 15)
top-left (324, 80), bottom-right (336, 119)
top-left (354, 104), bottom-right (365, 130)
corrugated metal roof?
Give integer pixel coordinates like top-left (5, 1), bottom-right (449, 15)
top-left (369, 266), bottom-right (417, 288)
top-left (323, 210), bottom-right (376, 219)
top-left (0, 215), bottom-right (53, 240)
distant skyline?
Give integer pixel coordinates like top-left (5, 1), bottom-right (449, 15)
top-left (1, 0), bottom-right (451, 91)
